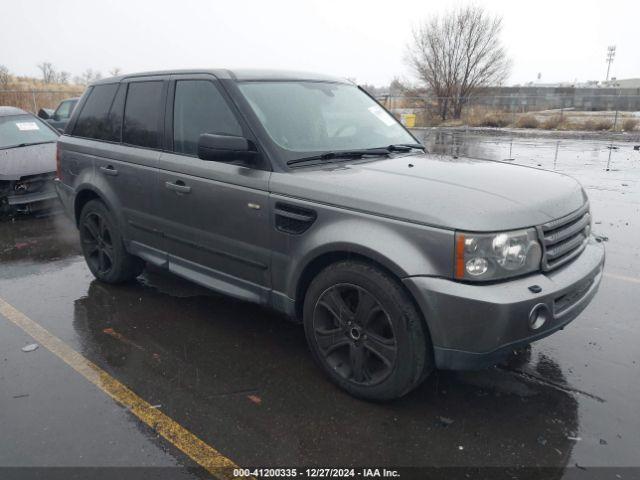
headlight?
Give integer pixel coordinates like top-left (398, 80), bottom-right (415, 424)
top-left (454, 228), bottom-right (542, 281)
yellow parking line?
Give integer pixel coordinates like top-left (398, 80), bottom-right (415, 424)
top-left (0, 297), bottom-right (241, 480)
top-left (604, 272), bottom-right (640, 285)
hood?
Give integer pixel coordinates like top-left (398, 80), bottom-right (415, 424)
top-left (0, 143), bottom-right (57, 181)
top-left (271, 153), bottom-right (587, 231)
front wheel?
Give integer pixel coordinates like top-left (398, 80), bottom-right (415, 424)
top-left (79, 199), bottom-right (144, 283)
top-left (303, 260), bottom-right (433, 401)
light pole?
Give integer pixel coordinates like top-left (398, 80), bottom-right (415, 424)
top-left (605, 46), bottom-right (616, 82)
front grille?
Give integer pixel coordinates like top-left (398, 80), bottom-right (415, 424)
top-left (539, 203), bottom-right (591, 271)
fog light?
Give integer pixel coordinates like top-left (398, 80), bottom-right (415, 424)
top-left (466, 257), bottom-right (488, 276)
top-left (529, 303), bottom-right (550, 330)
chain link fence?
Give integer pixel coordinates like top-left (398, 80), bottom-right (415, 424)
top-left (377, 93), bottom-right (640, 133)
top-left (0, 89), bottom-right (85, 114)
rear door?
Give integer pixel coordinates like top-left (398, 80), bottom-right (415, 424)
top-left (76, 78), bottom-right (168, 265)
top-left (115, 78), bottom-right (168, 264)
top-left (156, 74), bottom-right (272, 303)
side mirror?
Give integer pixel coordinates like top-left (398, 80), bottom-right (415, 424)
top-left (37, 108), bottom-right (52, 120)
top-left (197, 133), bottom-right (257, 163)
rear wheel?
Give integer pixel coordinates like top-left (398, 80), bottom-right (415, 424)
top-left (79, 199), bottom-right (144, 283)
top-left (303, 260), bottom-right (433, 401)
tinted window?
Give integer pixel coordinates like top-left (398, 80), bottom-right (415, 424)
top-left (123, 81), bottom-right (164, 149)
top-left (107, 85), bottom-right (126, 143)
top-left (173, 80), bottom-right (241, 155)
top-left (73, 85), bottom-right (119, 140)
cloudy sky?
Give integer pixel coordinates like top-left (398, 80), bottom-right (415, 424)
top-left (2, 0), bottom-right (638, 87)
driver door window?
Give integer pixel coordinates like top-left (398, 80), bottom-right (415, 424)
top-left (173, 80), bottom-right (242, 156)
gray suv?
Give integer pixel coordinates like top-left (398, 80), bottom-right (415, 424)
top-left (55, 69), bottom-right (605, 400)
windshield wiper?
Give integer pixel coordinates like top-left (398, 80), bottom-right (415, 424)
top-left (0, 141), bottom-right (56, 150)
top-left (287, 148), bottom-right (391, 166)
top-left (286, 143), bottom-right (426, 167)
top-left (384, 143), bottom-right (426, 152)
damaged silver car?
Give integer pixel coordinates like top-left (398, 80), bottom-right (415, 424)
top-left (0, 106), bottom-right (59, 217)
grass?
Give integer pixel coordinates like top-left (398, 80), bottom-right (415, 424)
top-left (410, 110), bottom-right (639, 133)
top-left (582, 119), bottom-right (613, 131)
top-left (515, 115), bottom-right (540, 129)
top-left (0, 77), bottom-right (84, 113)
top-left (622, 118), bottom-right (638, 132)
top-left (540, 115), bottom-right (565, 130)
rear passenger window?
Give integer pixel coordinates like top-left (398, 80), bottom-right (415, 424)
top-left (73, 84), bottom-right (119, 140)
top-left (123, 81), bottom-right (164, 149)
top-left (173, 80), bottom-right (242, 155)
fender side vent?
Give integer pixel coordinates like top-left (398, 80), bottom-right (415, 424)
top-left (274, 202), bottom-right (317, 234)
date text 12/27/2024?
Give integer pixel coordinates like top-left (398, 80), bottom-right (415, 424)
top-left (232, 468), bottom-right (400, 478)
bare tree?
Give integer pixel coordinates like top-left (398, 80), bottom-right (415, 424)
top-left (406, 6), bottom-right (511, 120)
top-left (56, 71), bottom-right (71, 84)
top-left (109, 67), bottom-right (122, 77)
top-left (0, 65), bottom-right (10, 87)
top-left (38, 62), bottom-right (57, 83)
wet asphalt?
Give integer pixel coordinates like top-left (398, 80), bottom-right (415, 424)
top-left (0, 134), bottom-right (638, 478)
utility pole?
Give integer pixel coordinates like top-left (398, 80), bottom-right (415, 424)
top-left (605, 45), bottom-right (616, 82)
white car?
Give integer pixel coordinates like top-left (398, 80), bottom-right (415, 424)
top-left (0, 106), bottom-right (60, 217)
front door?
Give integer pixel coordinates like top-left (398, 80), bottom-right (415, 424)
top-left (156, 76), bottom-right (272, 303)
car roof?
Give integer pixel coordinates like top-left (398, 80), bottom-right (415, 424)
top-left (0, 106), bottom-right (30, 117)
top-left (92, 69), bottom-right (349, 85)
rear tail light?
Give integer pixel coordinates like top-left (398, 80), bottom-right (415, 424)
top-left (56, 142), bottom-right (62, 179)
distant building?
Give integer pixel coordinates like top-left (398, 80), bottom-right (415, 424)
top-left (475, 84), bottom-right (640, 111)
top-left (379, 78), bottom-right (640, 113)
top-left (515, 78), bottom-right (640, 89)
top-left (601, 78), bottom-right (640, 88)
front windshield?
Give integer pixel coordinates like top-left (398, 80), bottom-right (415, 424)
top-left (238, 81), bottom-right (415, 154)
top-left (0, 114), bottom-right (58, 149)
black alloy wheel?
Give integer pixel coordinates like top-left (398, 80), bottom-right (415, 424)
top-left (312, 283), bottom-right (398, 386)
top-left (303, 260), bottom-right (433, 401)
top-left (81, 211), bottom-right (115, 276)
top-left (79, 199), bottom-right (144, 283)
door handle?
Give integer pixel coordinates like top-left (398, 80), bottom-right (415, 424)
top-left (99, 165), bottom-right (118, 176)
top-left (165, 180), bottom-right (192, 194)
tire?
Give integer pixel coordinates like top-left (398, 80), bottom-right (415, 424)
top-left (78, 199), bottom-right (144, 283)
top-left (303, 260), bottom-right (433, 401)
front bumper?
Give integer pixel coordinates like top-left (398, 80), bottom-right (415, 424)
top-left (403, 238), bottom-right (605, 370)
top-left (6, 189), bottom-right (57, 206)
top-left (1, 187), bottom-right (59, 214)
